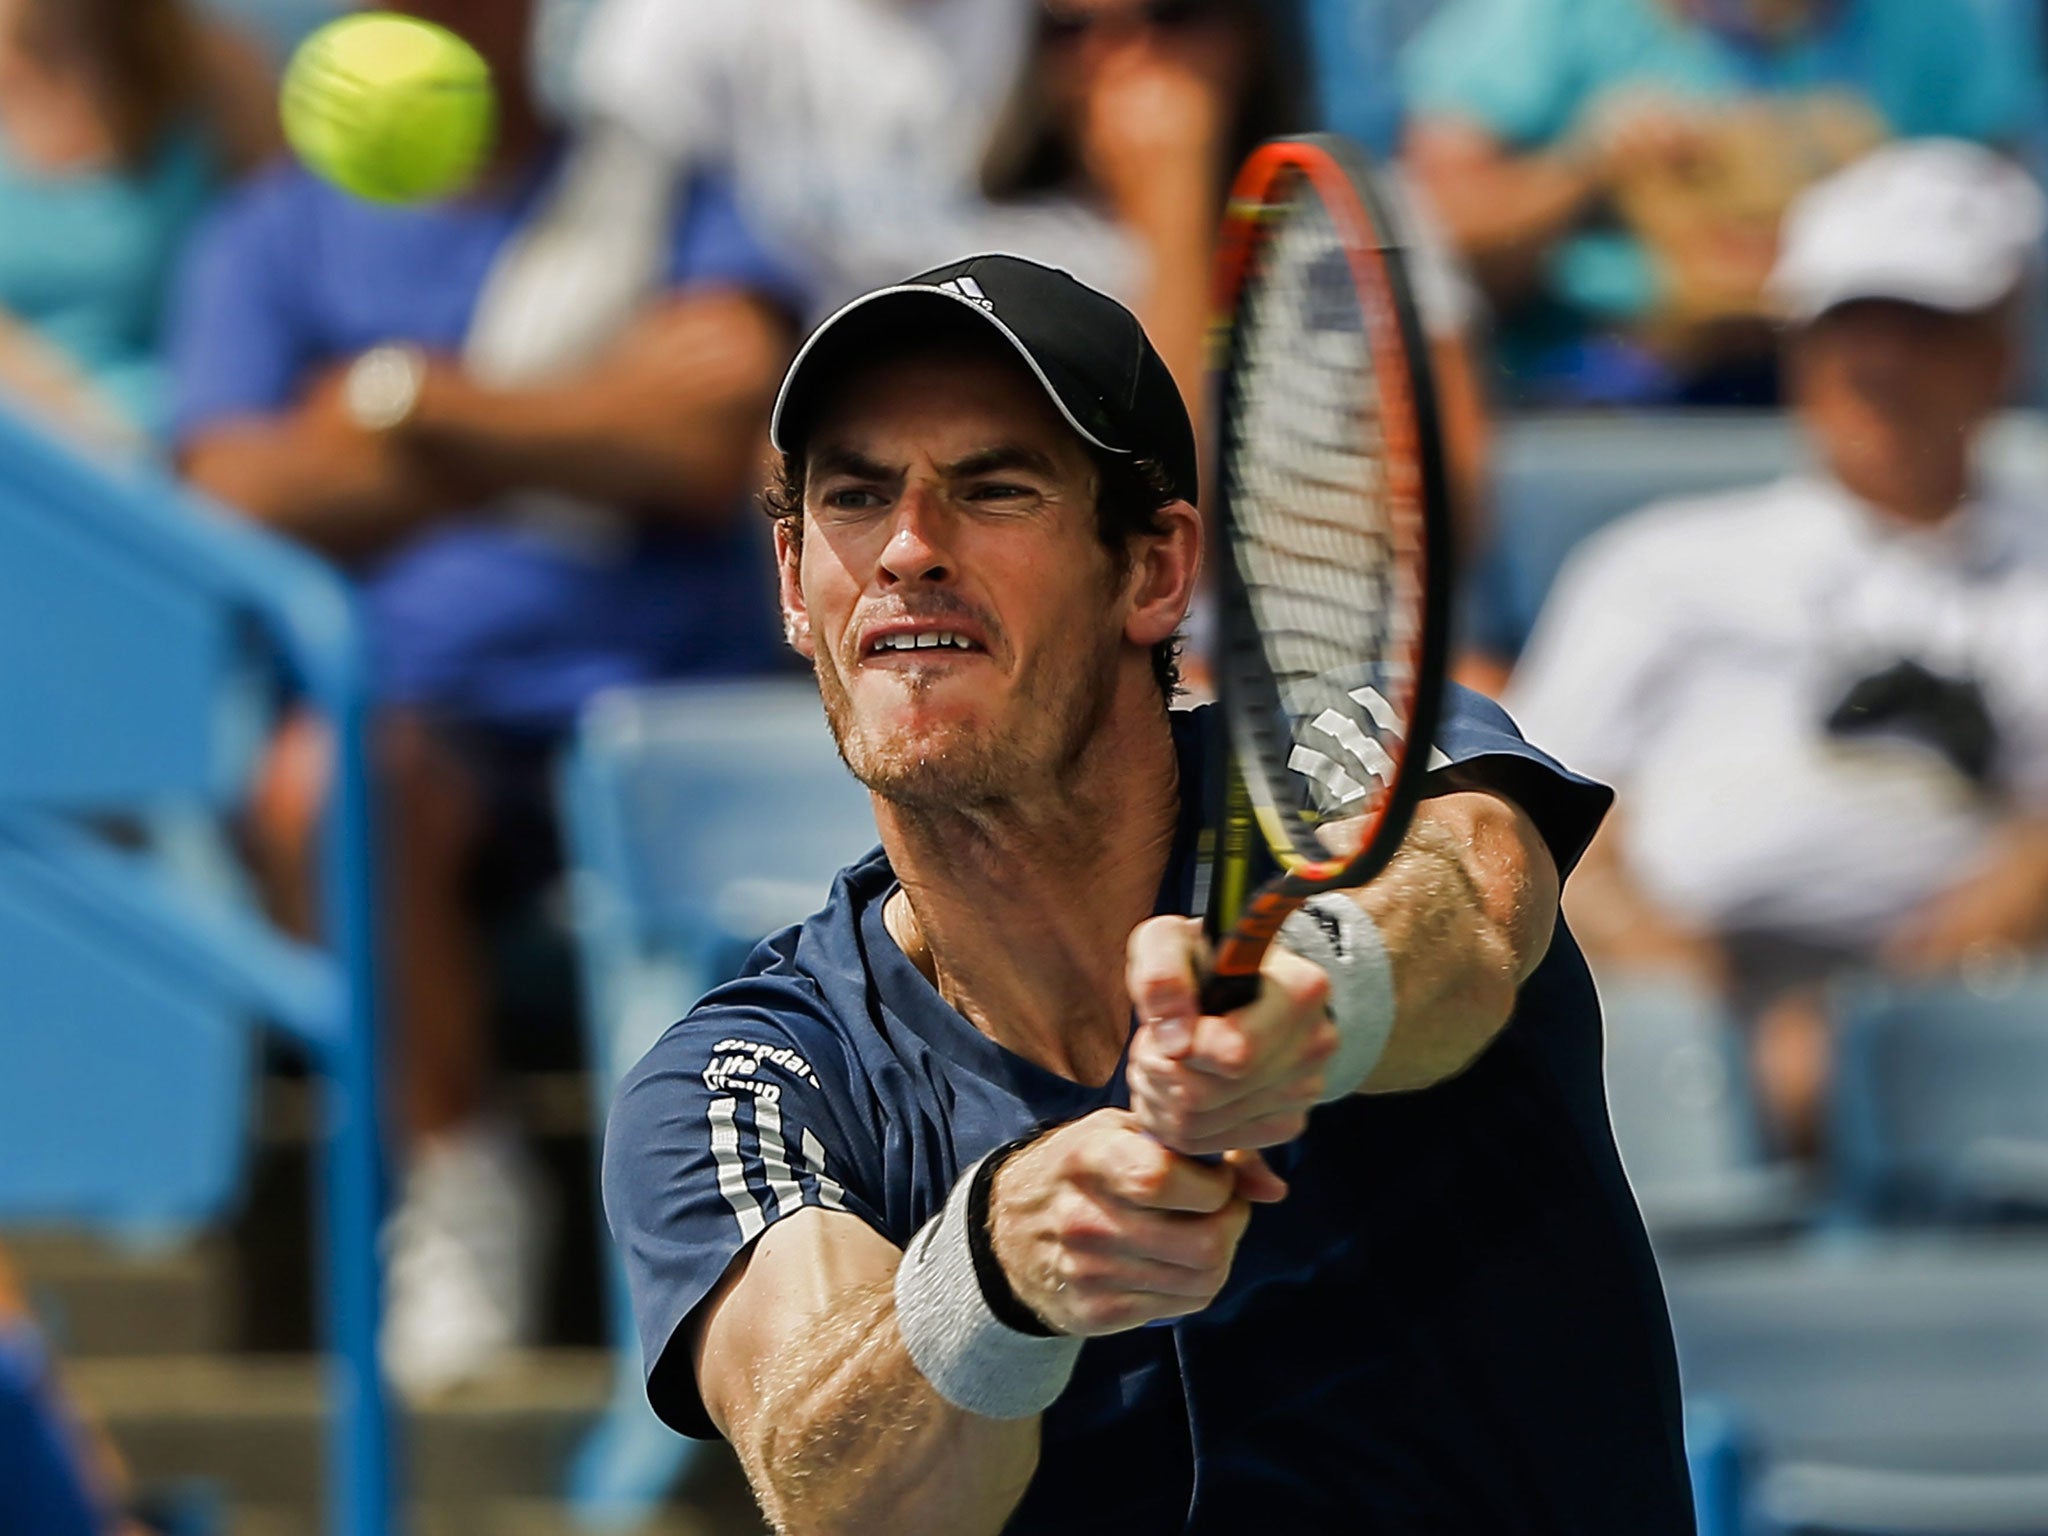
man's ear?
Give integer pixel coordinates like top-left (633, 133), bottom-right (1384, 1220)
top-left (775, 520), bottom-right (815, 659)
top-left (1124, 498), bottom-right (1203, 652)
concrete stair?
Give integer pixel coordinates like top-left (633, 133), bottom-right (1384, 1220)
top-left (59, 1350), bottom-right (766, 1534)
top-left (7, 1067), bottom-right (769, 1535)
top-left (11, 1233), bottom-right (233, 1358)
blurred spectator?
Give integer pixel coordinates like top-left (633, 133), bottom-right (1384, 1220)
top-left (979, 0), bottom-right (1306, 419)
top-left (984, 2), bottom-right (1496, 539)
top-left (169, 0), bottom-right (798, 1397)
top-left (0, 0), bottom-right (275, 449)
top-left (573, 0), bottom-right (1034, 312)
top-left (1508, 141), bottom-right (2048, 1147)
top-left (1402, 0), bottom-right (2034, 404)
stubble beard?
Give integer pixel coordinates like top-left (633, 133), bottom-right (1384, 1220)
top-left (813, 622), bottom-right (1126, 816)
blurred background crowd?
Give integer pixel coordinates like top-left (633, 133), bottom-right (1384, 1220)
top-left (4, 1), bottom-right (2048, 1533)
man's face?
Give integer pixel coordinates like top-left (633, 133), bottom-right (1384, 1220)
top-left (1792, 298), bottom-right (2011, 505)
top-left (782, 346), bottom-right (1154, 810)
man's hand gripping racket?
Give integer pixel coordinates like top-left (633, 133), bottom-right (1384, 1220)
top-left (1129, 134), bottom-right (1455, 1162)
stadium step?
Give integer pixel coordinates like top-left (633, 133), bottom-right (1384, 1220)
top-left (8, 1233), bottom-right (233, 1358)
top-left (65, 1349), bottom-right (767, 1531)
top-left (225, 1500), bottom-right (756, 1536)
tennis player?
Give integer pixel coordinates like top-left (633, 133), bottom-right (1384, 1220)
top-left (606, 254), bottom-right (1693, 1533)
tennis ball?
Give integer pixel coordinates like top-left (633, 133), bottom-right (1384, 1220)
top-left (280, 12), bottom-right (496, 206)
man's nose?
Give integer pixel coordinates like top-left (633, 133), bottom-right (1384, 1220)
top-left (878, 485), bottom-right (953, 586)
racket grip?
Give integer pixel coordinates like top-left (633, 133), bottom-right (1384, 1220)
top-left (1199, 970), bottom-right (1262, 1016)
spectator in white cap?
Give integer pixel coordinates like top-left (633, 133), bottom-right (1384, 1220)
top-left (1506, 139), bottom-right (2048, 1152)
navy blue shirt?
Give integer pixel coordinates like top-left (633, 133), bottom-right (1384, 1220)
top-left (606, 688), bottom-right (1694, 1532)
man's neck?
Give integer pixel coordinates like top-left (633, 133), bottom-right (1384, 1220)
top-left (1824, 431), bottom-right (1976, 531)
top-left (877, 688), bottom-right (1182, 1087)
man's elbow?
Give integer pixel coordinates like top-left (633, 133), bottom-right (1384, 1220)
top-left (1363, 931), bottom-right (1524, 1093)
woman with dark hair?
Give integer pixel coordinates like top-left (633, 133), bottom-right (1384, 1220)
top-left (980, 0), bottom-right (1303, 419)
top-left (981, 0), bottom-right (1494, 639)
top-left (0, 0), bottom-right (274, 447)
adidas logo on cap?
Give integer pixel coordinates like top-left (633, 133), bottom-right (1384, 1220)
top-left (933, 275), bottom-right (995, 311)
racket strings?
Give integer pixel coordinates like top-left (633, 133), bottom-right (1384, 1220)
top-left (1222, 186), bottom-right (1422, 832)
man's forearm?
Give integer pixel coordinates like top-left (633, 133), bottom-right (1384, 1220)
top-left (404, 377), bottom-right (766, 518)
top-left (1404, 123), bottom-right (1598, 300)
top-left (182, 421), bottom-right (446, 559)
top-left (402, 293), bottom-right (789, 521)
top-left (1347, 792), bottom-right (1559, 1092)
top-left (723, 1277), bottom-right (1037, 1536)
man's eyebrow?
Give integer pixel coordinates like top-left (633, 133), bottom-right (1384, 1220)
top-left (808, 446), bottom-right (899, 481)
top-left (942, 445), bottom-right (1062, 481)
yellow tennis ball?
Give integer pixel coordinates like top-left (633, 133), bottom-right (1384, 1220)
top-left (280, 12), bottom-right (496, 206)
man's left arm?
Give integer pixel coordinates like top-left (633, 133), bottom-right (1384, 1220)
top-left (393, 288), bottom-right (793, 522)
top-left (1884, 812), bottom-right (2048, 976)
top-left (1127, 788), bottom-right (1560, 1155)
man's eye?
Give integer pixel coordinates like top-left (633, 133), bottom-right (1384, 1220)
top-left (821, 487), bottom-right (885, 512)
top-left (970, 481), bottom-right (1036, 501)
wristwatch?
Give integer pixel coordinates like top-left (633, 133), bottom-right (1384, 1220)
top-left (342, 343), bottom-right (428, 433)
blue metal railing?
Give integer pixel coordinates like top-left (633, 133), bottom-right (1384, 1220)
top-left (0, 404), bottom-right (393, 1536)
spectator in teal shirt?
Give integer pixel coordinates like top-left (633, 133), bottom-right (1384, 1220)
top-left (1402, 0), bottom-right (2035, 403)
top-left (0, 0), bottom-right (274, 448)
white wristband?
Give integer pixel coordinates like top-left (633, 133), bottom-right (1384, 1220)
top-left (893, 1153), bottom-right (1083, 1419)
top-left (1279, 893), bottom-right (1397, 1101)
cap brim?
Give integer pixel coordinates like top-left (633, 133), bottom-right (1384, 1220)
top-left (769, 285), bottom-right (1128, 461)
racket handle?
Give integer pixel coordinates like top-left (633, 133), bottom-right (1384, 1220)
top-left (1199, 970), bottom-right (1263, 1016)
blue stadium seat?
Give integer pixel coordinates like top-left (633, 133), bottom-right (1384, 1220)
top-left (1599, 976), bottom-right (1807, 1240)
top-left (558, 679), bottom-right (876, 1525)
top-left (0, 406), bottom-right (391, 1536)
top-left (1666, 1233), bottom-right (2048, 1534)
top-left (1685, 1398), bottom-right (1754, 1536)
top-left (1830, 971), bottom-right (2048, 1226)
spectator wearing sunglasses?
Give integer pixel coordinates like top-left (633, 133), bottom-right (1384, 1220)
top-left (983, 0), bottom-right (1492, 553)
top-left (978, 0), bottom-right (1305, 422)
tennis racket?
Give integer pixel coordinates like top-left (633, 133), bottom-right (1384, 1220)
top-left (1198, 134), bottom-right (1455, 1016)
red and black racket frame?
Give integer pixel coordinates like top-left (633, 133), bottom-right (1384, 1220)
top-left (1200, 133), bottom-right (1457, 1015)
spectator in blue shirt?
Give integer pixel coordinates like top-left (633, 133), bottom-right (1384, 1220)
top-left (1401, 0), bottom-right (2034, 403)
top-left (169, 0), bottom-right (802, 1398)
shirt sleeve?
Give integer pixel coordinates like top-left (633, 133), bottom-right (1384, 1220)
top-left (603, 995), bottom-right (887, 1436)
top-left (1887, 0), bottom-right (2035, 144)
top-left (1398, 0), bottom-right (1583, 147)
top-left (163, 171), bottom-right (317, 448)
top-left (663, 172), bottom-right (810, 316)
top-left (1426, 684), bottom-right (1614, 879)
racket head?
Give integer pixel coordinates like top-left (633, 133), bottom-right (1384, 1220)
top-left (1202, 134), bottom-right (1455, 981)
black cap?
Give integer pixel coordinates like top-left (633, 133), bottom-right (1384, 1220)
top-left (769, 253), bottom-right (1199, 505)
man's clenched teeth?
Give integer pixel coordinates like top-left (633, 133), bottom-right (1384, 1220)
top-left (873, 632), bottom-right (978, 652)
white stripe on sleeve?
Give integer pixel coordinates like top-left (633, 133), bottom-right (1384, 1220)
top-left (753, 1098), bottom-right (806, 1221)
top-left (707, 1095), bottom-right (767, 1243)
top-left (800, 1127), bottom-right (849, 1213)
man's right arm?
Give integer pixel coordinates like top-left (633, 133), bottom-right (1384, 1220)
top-left (181, 380), bottom-right (459, 560)
top-left (695, 1208), bottom-right (1037, 1536)
top-left (690, 1111), bottom-right (1276, 1536)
